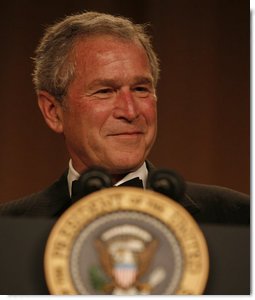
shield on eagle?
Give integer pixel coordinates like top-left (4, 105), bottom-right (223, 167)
top-left (94, 224), bottom-right (159, 294)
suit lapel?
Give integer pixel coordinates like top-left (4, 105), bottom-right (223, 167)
top-left (21, 171), bottom-right (71, 218)
top-left (32, 163), bottom-right (200, 218)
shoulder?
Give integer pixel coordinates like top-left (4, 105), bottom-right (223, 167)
top-left (186, 182), bottom-right (250, 224)
top-left (0, 172), bottom-right (70, 218)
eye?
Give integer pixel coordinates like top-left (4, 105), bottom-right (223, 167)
top-left (94, 88), bottom-right (115, 99)
top-left (133, 86), bottom-right (150, 97)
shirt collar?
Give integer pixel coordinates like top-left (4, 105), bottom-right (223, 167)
top-left (67, 160), bottom-right (148, 197)
top-left (114, 162), bottom-right (147, 188)
top-left (67, 160), bottom-right (80, 197)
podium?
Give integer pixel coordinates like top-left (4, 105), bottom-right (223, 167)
top-left (0, 217), bottom-right (250, 295)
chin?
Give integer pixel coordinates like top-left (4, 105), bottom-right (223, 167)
top-left (110, 159), bottom-right (144, 174)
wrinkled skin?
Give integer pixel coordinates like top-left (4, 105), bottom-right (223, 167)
top-left (38, 35), bottom-right (157, 181)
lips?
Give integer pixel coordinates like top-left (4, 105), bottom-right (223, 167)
top-left (106, 125), bottom-right (146, 139)
top-left (110, 131), bottom-right (143, 136)
top-left (108, 130), bottom-right (145, 139)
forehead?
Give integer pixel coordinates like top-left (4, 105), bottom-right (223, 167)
top-left (71, 35), bottom-right (150, 72)
top-left (69, 35), bottom-right (154, 88)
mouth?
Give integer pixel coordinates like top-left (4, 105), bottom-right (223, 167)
top-left (107, 131), bottom-right (144, 142)
top-left (109, 132), bottom-right (143, 137)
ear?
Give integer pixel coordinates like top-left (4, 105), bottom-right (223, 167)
top-left (37, 91), bottom-right (64, 133)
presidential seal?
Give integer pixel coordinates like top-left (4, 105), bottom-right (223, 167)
top-left (44, 187), bottom-right (209, 295)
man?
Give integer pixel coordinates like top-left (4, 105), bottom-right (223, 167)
top-left (0, 11), bottom-right (249, 224)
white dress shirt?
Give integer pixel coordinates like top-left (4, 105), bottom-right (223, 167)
top-left (67, 160), bottom-right (148, 197)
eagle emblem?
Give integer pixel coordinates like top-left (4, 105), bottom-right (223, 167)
top-left (89, 224), bottom-right (166, 295)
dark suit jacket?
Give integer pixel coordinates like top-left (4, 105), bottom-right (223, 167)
top-left (0, 163), bottom-right (250, 224)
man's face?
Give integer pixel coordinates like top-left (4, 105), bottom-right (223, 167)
top-left (59, 36), bottom-right (157, 175)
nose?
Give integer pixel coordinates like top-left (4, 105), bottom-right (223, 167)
top-left (113, 89), bottom-right (139, 122)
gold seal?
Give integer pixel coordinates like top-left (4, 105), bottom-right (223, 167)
top-left (44, 187), bottom-right (209, 295)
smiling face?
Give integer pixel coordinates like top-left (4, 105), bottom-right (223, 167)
top-left (39, 35), bottom-right (157, 178)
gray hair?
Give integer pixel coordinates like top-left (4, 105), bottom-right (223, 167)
top-left (32, 11), bottom-right (160, 102)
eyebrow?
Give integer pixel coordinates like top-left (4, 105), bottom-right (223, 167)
top-left (87, 79), bottom-right (119, 90)
top-left (132, 76), bottom-right (154, 86)
top-left (87, 76), bottom-right (154, 90)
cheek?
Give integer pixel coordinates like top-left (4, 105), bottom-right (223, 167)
top-left (74, 101), bottom-right (113, 137)
top-left (61, 100), bottom-right (89, 139)
top-left (143, 102), bottom-right (157, 146)
top-left (143, 100), bottom-right (157, 126)
top-left (67, 99), bottom-right (106, 123)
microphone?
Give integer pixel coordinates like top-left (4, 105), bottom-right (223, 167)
top-left (71, 167), bottom-right (112, 202)
top-left (146, 168), bottom-right (186, 201)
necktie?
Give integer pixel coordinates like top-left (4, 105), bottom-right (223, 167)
top-left (118, 177), bottom-right (143, 188)
top-left (71, 177), bottom-right (143, 202)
